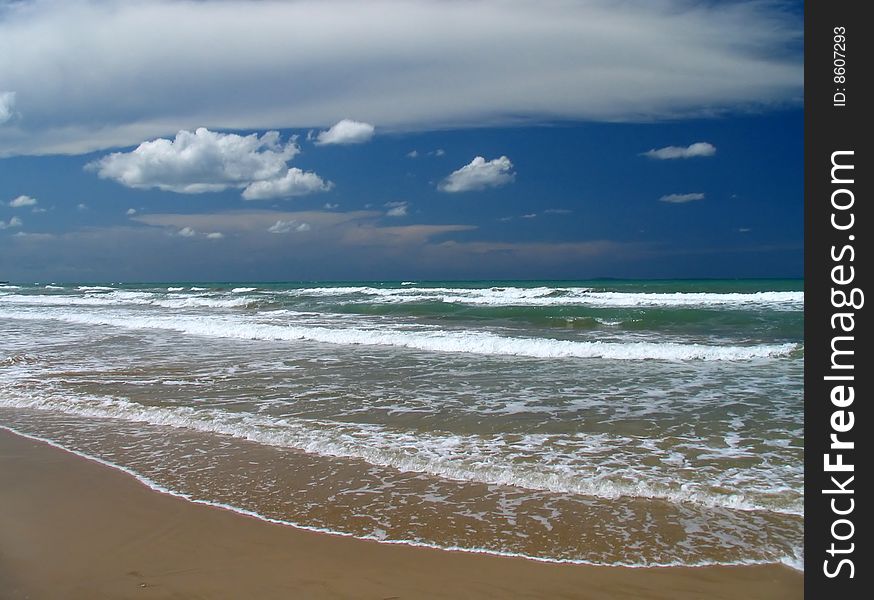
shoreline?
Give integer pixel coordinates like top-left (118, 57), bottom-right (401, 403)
top-left (0, 427), bottom-right (802, 599)
top-left (0, 424), bottom-right (802, 572)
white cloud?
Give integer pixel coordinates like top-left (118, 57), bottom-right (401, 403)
top-left (410, 149), bottom-right (444, 159)
top-left (0, 216), bottom-right (23, 229)
top-left (268, 220), bottom-right (311, 234)
top-left (544, 208), bottom-right (572, 214)
top-left (87, 128), bottom-right (304, 195)
top-left (174, 226), bottom-right (223, 239)
top-left (659, 192), bottom-right (705, 203)
top-left (439, 156), bottom-right (515, 193)
top-left (77, 203), bottom-right (88, 210)
top-left (241, 168), bottom-right (333, 200)
top-left (126, 208), bottom-right (137, 215)
top-left (643, 142), bottom-right (716, 159)
top-left (8, 194), bottom-right (37, 208)
top-left (0, 1), bottom-right (801, 156)
top-left (0, 91), bottom-right (14, 125)
top-left (323, 202), bottom-right (339, 210)
top-left (384, 201), bottom-right (409, 217)
top-left (315, 119), bottom-right (375, 145)
top-left (521, 213), bottom-right (537, 219)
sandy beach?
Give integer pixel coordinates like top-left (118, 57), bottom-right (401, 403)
top-left (0, 428), bottom-right (801, 600)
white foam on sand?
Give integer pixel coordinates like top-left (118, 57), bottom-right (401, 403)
top-left (0, 390), bottom-right (802, 516)
top-left (0, 423), bottom-right (804, 571)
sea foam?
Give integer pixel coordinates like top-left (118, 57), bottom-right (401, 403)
top-left (276, 286), bottom-right (804, 309)
top-left (0, 391), bottom-right (802, 515)
top-left (0, 308), bottom-right (798, 361)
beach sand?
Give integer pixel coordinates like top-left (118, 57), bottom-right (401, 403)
top-left (0, 428), bottom-right (802, 599)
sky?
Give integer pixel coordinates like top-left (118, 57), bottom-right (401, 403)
top-left (0, 0), bottom-right (804, 282)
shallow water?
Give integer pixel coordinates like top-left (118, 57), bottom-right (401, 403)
top-left (0, 280), bottom-right (803, 569)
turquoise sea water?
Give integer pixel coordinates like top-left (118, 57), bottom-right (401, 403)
top-left (0, 279), bottom-right (803, 568)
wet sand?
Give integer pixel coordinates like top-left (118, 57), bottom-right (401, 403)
top-left (0, 428), bottom-right (802, 599)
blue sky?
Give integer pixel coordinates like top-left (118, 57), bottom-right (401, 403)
top-left (0, 0), bottom-right (803, 282)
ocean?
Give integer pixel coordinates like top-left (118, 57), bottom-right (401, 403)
top-left (0, 279), bottom-right (803, 570)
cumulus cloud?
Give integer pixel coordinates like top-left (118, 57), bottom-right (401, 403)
top-left (659, 192), bottom-right (705, 203)
top-left (178, 227), bottom-right (197, 237)
top-left (241, 168), bottom-right (333, 200)
top-left (268, 220), bottom-right (311, 234)
top-left (8, 194), bottom-right (37, 208)
top-left (126, 208), bottom-right (137, 215)
top-left (407, 150), bottom-right (418, 158)
top-left (87, 127), bottom-right (331, 199)
top-left (439, 156), bottom-right (515, 193)
top-left (0, 1), bottom-right (801, 155)
top-left (323, 202), bottom-right (339, 210)
top-left (206, 232), bottom-right (224, 239)
top-left (384, 201), bottom-right (409, 217)
top-left (0, 216), bottom-right (23, 229)
top-left (0, 91), bottom-right (14, 125)
top-left (87, 128), bottom-right (303, 194)
top-left (315, 119), bottom-right (375, 145)
top-left (643, 142), bottom-right (716, 159)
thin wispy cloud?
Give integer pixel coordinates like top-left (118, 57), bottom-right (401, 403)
top-left (268, 220), bottom-right (311, 234)
top-left (408, 149), bottom-right (443, 159)
top-left (0, 216), bottom-right (23, 230)
top-left (315, 119), bottom-right (375, 145)
top-left (643, 142), bottom-right (716, 160)
top-left (0, 0), bottom-right (801, 156)
top-left (659, 192), bottom-right (706, 203)
top-left (439, 156), bottom-right (515, 193)
top-left (0, 91), bottom-right (14, 125)
top-left (384, 201), bottom-right (409, 217)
